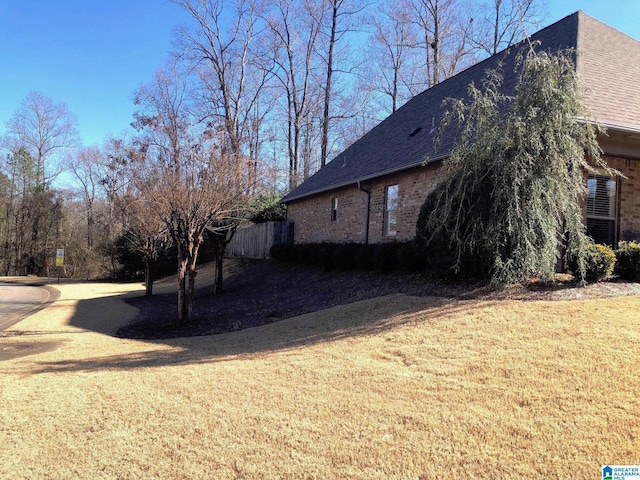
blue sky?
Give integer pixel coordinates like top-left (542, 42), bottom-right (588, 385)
top-left (0, 0), bottom-right (191, 147)
top-left (547, 1), bottom-right (640, 39)
top-left (1, 1), bottom-right (639, 148)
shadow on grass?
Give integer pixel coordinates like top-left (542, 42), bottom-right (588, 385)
top-left (117, 261), bottom-right (466, 340)
top-left (32, 293), bottom-right (477, 374)
top-left (31, 261), bottom-right (511, 373)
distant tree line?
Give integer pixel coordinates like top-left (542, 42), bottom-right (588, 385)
top-left (167, 0), bottom-right (544, 189)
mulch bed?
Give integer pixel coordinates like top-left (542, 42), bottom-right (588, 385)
top-left (120, 260), bottom-right (640, 340)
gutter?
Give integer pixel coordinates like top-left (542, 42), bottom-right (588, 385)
top-left (357, 181), bottom-right (371, 244)
top-left (577, 118), bottom-right (640, 136)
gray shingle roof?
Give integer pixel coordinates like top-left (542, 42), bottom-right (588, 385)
top-left (576, 13), bottom-right (640, 132)
top-left (283, 11), bottom-right (640, 203)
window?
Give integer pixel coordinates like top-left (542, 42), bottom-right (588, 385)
top-left (331, 197), bottom-right (338, 221)
top-left (586, 174), bottom-right (617, 245)
top-left (384, 185), bottom-right (398, 236)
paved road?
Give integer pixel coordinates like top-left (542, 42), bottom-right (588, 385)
top-left (0, 282), bottom-right (54, 332)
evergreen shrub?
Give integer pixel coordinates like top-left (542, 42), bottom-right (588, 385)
top-left (270, 243), bottom-right (291, 262)
top-left (250, 194), bottom-right (287, 223)
top-left (354, 244), bottom-right (375, 270)
top-left (568, 243), bottom-right (616, 283)
top-left (318, 243), bottom-right (335, 270)
top-left (271, 241), bottom-right (426, 273)
top-left (615, 241), bottom-right (640, 281)
top-left (332, 243), bottom-right (359, 270)
top-left (373, 242), bottom-right (401, 272)
top-left (396, 240), bottom-right (424, 272)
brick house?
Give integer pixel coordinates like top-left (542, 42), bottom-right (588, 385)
top-left (282, 11), bottom-right (640, 247)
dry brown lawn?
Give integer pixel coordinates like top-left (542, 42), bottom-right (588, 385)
top-left (0, 275), bottom-right (639, 479)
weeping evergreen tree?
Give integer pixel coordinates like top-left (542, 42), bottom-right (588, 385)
top-left (416, 47), bottom-right (617, 285)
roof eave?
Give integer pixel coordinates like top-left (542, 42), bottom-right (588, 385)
top-left (281, 155), bottom-right (448, 204)
top-left (574, 111), bottom-right (640, 133)
top-left (283, 120), bottom-right (640, 204)
top-left (597, 121), bottom-right (640, 136)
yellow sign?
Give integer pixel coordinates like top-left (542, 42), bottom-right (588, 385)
top-left (55, 248), bottom-right (65, 267)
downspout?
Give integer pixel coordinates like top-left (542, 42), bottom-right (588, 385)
top-left (357, 181), bottom-right (371, 244)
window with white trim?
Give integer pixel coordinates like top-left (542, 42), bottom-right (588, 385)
top-left (384, 185), bottom-right (398, 236)
top-left (331, 197), bottom-right (338, 221)
top-left (586, 174), bottom-right (617, 245)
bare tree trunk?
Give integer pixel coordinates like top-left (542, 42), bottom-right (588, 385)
top-left (392, 67), bottom-right (398, 113)
top-left (177, 252), bottom-right (188, 324)
top-left (177, 234), bottom-right (202, 322)
top-left (187, 258), bottom-right (197, 320)
top-left (431, 0), bottom-right (440, 86)
top-left (213, 254), bottom-right (224, 295)
top-left (144, 258), bottom-right (154, 296)
top-left (2, 241), bottom-right (10, 276)
top-left (211, 229), bottom-right (233, 295)
top-left (493, 0), bottom-right (502, 55)
top-left (266, 0), bottom-right (322, 189)
top-left (320, 0), bottom-right (339, 168)
top-left (87, 209), bottom-right (94, 250)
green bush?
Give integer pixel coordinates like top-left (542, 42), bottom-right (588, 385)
top-left (568, 243), bottom-right (616, 283)
top-left (270, 243), bottom-right (291, 262)
top-left (271, 241), bottom-right (426, 273)
top-left (615, 241), bottom-right (640, 281)
top-left (318, 243), bottom-right (335, 270)
top-left (415, 178), bottom-right (492, 279)
top-left (332, 243), bottom-right (359, 270)
top-left (250, 194), bottom-right (287, 223)
top-left (355, 244), bottom-right (375, 270)
top-left (301, 243), bottom-right (321, 266)
top-left (373, 242), bottom-right (401, 272)
top-left (396, 240), bottom-right (424, 272)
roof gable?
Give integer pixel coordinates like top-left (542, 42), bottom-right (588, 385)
top-left (576, 14), bottom-right (640, 133)
top-left (283, 11), bottom-right (639, 203)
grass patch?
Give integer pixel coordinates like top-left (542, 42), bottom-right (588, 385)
top-left (0, 279), bottom-right (639, 478)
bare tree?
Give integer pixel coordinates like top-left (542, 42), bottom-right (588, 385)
top-left (363, 1), bottom-right (418, 116)
top-left (4, 91), bottom-right (79, 189)
top-left (265, 0), bottom-right (324, 188)
top-left (117, 191), bottom-right (170, 296)
top-left (101, 135), bottom-right (134, 229)
top-left (473, 0), bottom-right (545, 55)
top-left (133, 65), bottom-right (252, 322)
top-left (316, 0), bottom-right (368, 168)
top-left (173, 0), bottom-right (272, 159)
top-left (70, 147), bottom-right (102, 250)
top-left (405, 0), bottom-right (475, 88)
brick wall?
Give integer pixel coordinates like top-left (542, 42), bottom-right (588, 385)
top-left (287, 156), bottom-right (640, 245)
top-left (286, 184), bottom-right (368, 243)
top-left (286, 163), bottom-right (442, 244)
top-left (606, 156), bottom-right (640, 240)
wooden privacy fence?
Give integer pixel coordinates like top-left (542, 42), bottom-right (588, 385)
top-left (226, 221), bottom-right (293, 259)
